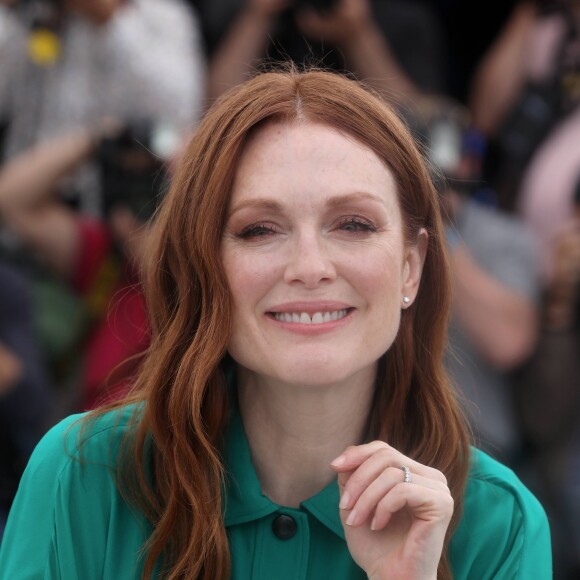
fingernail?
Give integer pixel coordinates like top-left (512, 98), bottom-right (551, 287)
top-left (370, 516), bottom-right (377, 531)
top-left (346, 510), bottom-right (357, 526)
top-left (339, 491), bottom-right (350, 510)
top-left (331, 454), bottom-right (346, 467)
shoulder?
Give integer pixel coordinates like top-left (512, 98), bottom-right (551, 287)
top-left (464, 448), bottom-right (546, 518)
top-left (15, 404), bottom-right (141, 501)
top-left (450, 448), bottom-right (552, 579)
top-left (0, 405), bottom-right (147, 578)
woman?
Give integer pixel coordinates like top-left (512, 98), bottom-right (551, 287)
top-left (0, 69), bottom-right (551, 579)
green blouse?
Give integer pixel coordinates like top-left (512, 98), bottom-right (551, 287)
top-left (0, 405), bottom-right (552, 579)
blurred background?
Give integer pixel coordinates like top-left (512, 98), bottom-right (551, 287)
top-left (0, 0), bottom-right (578, 577)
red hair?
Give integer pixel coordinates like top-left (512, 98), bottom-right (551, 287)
top-left (92, 67), bottom-right (470, 579)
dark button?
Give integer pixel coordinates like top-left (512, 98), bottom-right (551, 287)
top-left (272, 514), bottom-right (297, 540)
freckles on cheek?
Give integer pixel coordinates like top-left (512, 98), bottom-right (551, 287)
top-left (352, 252), bottom-right (398, 292)
top-left (226, 255), bottom-right (278, 300)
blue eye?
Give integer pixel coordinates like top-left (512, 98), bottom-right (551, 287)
top-left (236, 223), bottom-right (277, 239)
top-left (338, 217), bottom-right (377, 233)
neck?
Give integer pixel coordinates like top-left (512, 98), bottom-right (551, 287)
top-left (237, 367), bottom-right (376, 507)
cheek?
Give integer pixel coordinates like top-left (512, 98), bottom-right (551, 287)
top-left (347, 246), bottom-right (404, 302)
top-left (363, 271), bottom-right (403, 354)
top-left (222, 251), bottom-right (280, 312)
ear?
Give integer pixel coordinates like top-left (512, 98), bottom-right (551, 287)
top-left (401, 228), bottom-right (428, 307)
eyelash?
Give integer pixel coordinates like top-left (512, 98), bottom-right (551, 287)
top-left (337, 216), bottom-right (378, 233)
top-left (236, 223), bottom-right (278, 239)
top-left (235, 216), bottom-right (378, 240)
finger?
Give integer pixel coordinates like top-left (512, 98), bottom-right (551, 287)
top-left (331, 441), bottom-right (447, 485)
top-left (336, 450), bottom-right (447, 516)
top-left (336, 469), bottom-right (354, 493)
top-left (338, 448), bottom-right (401, 510)
top-left (331, 440), bottom-right (391, 470)
top-left (344, 470), bottom-right (448, 528)
top-left (370, 483), bottom-right (454, 532)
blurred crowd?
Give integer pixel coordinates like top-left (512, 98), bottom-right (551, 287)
top-left (0, 0), bottom-right (578, 577)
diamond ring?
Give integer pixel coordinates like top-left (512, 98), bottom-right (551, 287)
top-left (400, 465), bottom-right (412, 484)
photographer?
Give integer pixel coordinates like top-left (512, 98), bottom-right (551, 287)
top-left (0, 0), bottom-right (204, 215)
top-left (468, 0), bottom-right (580, 216)
top-left (201, 0), bottom-right (446, 105)
top-left (0, 122), bottom-right (166, 411)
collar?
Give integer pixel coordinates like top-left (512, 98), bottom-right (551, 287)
top-left (221, 406), bottom-right (345, 540)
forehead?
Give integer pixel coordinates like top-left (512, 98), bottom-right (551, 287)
top-left (230, 121), bottom-right (400, 212)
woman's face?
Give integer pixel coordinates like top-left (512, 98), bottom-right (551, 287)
top-left (221, 121), bottom-right (426, 387)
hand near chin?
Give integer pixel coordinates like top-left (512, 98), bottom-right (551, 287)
top-left (330, 441), bottom-right (453, 580)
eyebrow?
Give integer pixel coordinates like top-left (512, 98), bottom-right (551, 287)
top-left (228, 199), bottom-right (284, 215)
top-left (228, 191), bottom-right (387, 216)
top-left (325, 192), bottom-right (387, 208)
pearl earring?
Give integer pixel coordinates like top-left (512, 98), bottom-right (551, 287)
top-left (403, 296), bottom-right (411, 304)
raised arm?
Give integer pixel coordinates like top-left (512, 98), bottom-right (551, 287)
top-left (296, 0), bottom-right (420, 104)
top-left (207, 0), bottom-right (291, 100)
top-left (468, 0), bottom-right (538, 136)
top-left (0, 130), bottom-right (100, 278)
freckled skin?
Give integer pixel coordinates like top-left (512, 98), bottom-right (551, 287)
top-left (221, 121), bottom-right (426, 387)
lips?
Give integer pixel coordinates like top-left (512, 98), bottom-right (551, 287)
top-left (266, 302), bottom-right (354, 326)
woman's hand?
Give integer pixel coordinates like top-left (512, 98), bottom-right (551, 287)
top-left (331, 441), bottom-right (453, 580)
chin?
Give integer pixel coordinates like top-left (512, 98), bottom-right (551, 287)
top-left (269, 354), bottom-right (379, 388)
top-left (229, 342), bottom-right (382, 388)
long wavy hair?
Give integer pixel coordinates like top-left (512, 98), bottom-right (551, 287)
top-left (92, 67), bottom-right (471, 579)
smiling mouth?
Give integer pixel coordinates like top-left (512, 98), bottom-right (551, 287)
top-left (268, 309), bottom-right (351, 324)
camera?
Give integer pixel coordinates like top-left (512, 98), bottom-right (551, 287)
top-left (97, 120), bottom-right (171, 223)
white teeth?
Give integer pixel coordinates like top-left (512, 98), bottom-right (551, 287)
top-left (273, 309), bottom-right (348, 324)
top-left (312, 312), bottom-right (324, 324)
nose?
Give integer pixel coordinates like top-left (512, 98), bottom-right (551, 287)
top-left (283, 231), bottom-right (337, 288)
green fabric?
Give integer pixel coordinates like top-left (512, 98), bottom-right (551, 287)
top-left (0, 405), bottom-right (552, 579)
